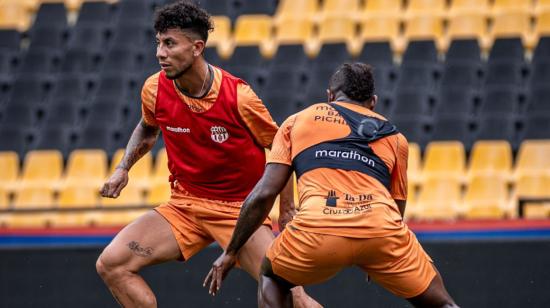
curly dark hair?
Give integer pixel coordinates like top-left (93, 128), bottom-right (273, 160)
top-left (154, 0), bottom-right (214, 42)
top-left (329, 63), bottom-right (375, 102)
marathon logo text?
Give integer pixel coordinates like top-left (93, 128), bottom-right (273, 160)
top-left (315, 149), bottom-right (376, 167)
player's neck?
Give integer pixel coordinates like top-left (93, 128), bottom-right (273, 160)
top-left (174, 58), bottom-right (211, 97)
top-left (333, 96), bottom-right (374, 110)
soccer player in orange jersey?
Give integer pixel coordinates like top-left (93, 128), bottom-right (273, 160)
top-left (96, 1), bottom-right (319, 307)
top-left (205, 63), bottom-right (459, 307)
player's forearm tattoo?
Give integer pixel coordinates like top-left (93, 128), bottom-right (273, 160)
top-left (117, 119), bottom-right (160, 170)
top-left (128, 241), bottom-right (154, 257)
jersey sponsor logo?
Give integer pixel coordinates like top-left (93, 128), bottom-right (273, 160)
top-left (166, 126), bottom-right (191, 133)
top-left (322, 204), bottom-right (372, 215)
top-left (314, 149), bottom-right (376, 167)
top-left (211, 126), bottom-right (229, 143)
top-left (324, 190), bottom-right (339, 207)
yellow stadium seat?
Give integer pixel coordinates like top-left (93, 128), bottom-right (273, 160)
top-left (404, 15), bottom-right (445, 41)
top-left (523, 204), bottom-right (550, 219)
top-left (275, 17), bottom-right (314, 45)
top-left (0, 0), bottom-right (31, 30)
top-left (100, 184), bottom-right (144, 207)
top-left (416, 178), bottom-right (461, 220)
top-left (489, 11), bottom-right (531, 45)
top-left (58, 185), bottom-right (99, 208)
top-left (362, 0), bottom-right (402, 18)
top-left (448, 0), bottom-right (490, 16)
top-left (534, 0), bottom-right (550, 15)
top-left (491, 0), bottom-right (533, 14)
top-left (13, 187), bottom-right (55, 209)
top-left (317, 16), bottom-right (356, 43)
top-left (405, 182), bottom-right (419, 220)
top-left (275, 0), bottom-right (319, 21)
top-left (407, 143), bottom-right (422, 187)
top-left (208, 15), bottom-right (231, 47)
top-left (5, 212), bottom-right (54, 228)
top-left (359, 15), bottom-right (401, 44)
top-left (404, 0), bottom-right (447, 18)
top-left (63, 149), bottom-right (107, 188)
top-left (422, 141), bottom-right (466, 181)
top-left (528, 11), bottom-right (550, 48)
top-left (515, 174), bottom-right (550, 218)
top-left (234, 15), bottom-right (272, 46)
top-left (0, 187), bottom-right (8, 210)
top-left (92, 209), bottom-right (144, 227)
top-left (0, 151), bottom-right (19, 190)
top-left (464, 176), bottom-right (509, 219)
top-left (50, 211), bottom-right (92, 228)
top-left (468, 141), bottom-right (512, 180)
top-left (146, 181), bottom-right (171, 206)
top-left (110, 149), bottom-right (152, 190)
top-left (24, 0), bottom-right (82, 12)
top-left (318, 0), bottom-right (361, 19)
top-left (19, 150), bottom-right (63, 188)
top-left (0, 212), bottom-right (9, 228)
top-left (514, 140), bottom-right (550, 178)
top-left (444, 12), bottom-right (488, 47)
top-left (153, 148), bottom-right (169, 184)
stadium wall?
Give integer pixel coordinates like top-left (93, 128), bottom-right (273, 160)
top-left (1, 240), bottom-right (549, 307)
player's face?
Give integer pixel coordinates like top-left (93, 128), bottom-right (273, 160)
top-left (156, 28), bottom-right (203, 80)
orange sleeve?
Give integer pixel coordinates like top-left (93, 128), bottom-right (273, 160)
top-left (390, 133), bottom-right (409, 200)
top-left (141, 72), bottom-right (160, 127)
top-left (267, 115), bottom-right (296, 166)
top-left (236, 83), bottom-right (279, 148)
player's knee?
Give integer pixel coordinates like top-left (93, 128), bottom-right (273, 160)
top-left (96, 248), bottom-right (128, 281)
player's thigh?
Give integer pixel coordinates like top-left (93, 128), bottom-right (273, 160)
top-left (99, 210), bottom-right (182, 272)
top-left (237, 225), bottom-right (275, 280)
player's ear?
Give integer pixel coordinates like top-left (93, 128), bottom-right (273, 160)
top-left (370, 95), bottom-right (378, 109)
top-left (193, 39), bottom-right (205, 57)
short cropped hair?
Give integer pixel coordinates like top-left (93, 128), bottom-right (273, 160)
top-left (329, 63), bottom-right (375, 102)
top-left (154, 0), bottom-right (214, 42)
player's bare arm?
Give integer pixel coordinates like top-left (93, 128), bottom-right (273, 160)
top-left (100, 119), bottom-right (160, 198)
top-left (204, 163), bottom-right (292, 295)
top-left (278, 175), bottom-right (296, 231)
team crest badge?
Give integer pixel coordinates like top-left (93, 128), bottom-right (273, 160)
top-left (211, 126), bottom-right (229, 143)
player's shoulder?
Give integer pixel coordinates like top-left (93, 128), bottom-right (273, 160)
top-left (142, 71), bottom-right (161, 89)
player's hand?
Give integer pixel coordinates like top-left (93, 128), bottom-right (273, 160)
top-left (203, 251), bottom-right (237, 296)
top-left (100, 167), bottom-right (129, 198)
top-left (278, 205), bottom-right (296, 231)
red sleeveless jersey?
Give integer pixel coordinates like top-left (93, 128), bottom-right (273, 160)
top-left (154, 68), bottom-right (266, 201)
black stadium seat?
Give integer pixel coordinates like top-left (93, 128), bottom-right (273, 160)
top-left (396, 64), bottom-right (439, 91)
top-left (59, 48), bottom-right (99, 73)
top-left (393, 88), bottom-right (433, 118)
top-left (232, 0), bottom-right (275, 16)
top-left (434, 88), bottom-right (476, 118)
top-left (392, 116), bottom-right (430, 148)
top-left (522, 114), bottom-right (550, 140)
top-left (440, 63), bottom-right (483, 90)
top-left (7, 77), bottom-right (47, 106)
top-left (76, 1), bottom-right (112, 26)
top-left (431, 115), bottom-right (472, 148)
top-left (270, 44), bottom-right (309, 70)
top-left (526, 87), bottom-right (550, 113)
top-left (475, 115), bottom-right (517, 146)
top-left (533, 36), bottom-right (550, 64)
top-left (311, 43), bottom-right (353, 69)
top-left (528, 62), bottom-right (550, 88)
top-left (479, 87), bottom-right (523, 116)
top-left (42, 101), bottom-right (81, 127)
top-left (485, 62), bottom-right (525, 87)
top-left (445, 39), bottom-right (481, 64)
top-left (67, 24), bottom-right (108, 52)
top-left (32, 3), bottom-right (68, 30)
top-left (488, 38), bottom-right (525, 64)
top-left (31, 125), bottom-right (74, 156)
top-left (17, 49), bottom-right (59, 76)
top-left (0, 127), bottom-right (30, 158)
top-left (0, 29), bottom-right (21, 51)
top-left (358, 42), bottom-right (394, 68)
top-left (402, 40), bottom-right (439, 65)
top-left (28, 26), bottom-right (67, 51)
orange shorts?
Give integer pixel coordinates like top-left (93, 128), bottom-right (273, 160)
top-left (155, 183), bottom-right (272, 261)
top-left (266, 226), bottom-right (436, 298)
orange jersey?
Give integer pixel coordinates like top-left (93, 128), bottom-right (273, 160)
top-left (141, 66), bottom-right (278, 148)
top-left (268, 102), bottom-right (409, 238)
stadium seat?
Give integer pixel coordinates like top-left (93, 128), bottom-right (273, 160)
top-left (13, 186), bottom-right (55, 209)
top-left (50, 73), bottom-right (90, 100)
top-left (434, 88), bottom-right (476, 117)
top-left (115, 0), bottom-right (151, 25)
top-left (100, 184), bottom-right (144, 207)
top-left (534, 0), bottom-right (550, 15)
top-left (488, 38), bottom-right (525, 64)
top-left (28, 26), bottom-right (66, 51)
top-left (479, 87), bottom-right (522, 116)
top-left (233, 15), bottom-right (272, 47)
top-left (274, 0), bottom-right (318, 22)
top-left (440, 63), bottom-right (483, 90)
top-left (94, 73), bottom-right (131, 100)
top-left (110, 149), bottom-right (152, 190)
top-left (153, 148), bottom-right (169, 183)
top-left (75, 1), bottom-right (112, 26)
top-left (448, 0), bottom-right (490, 16)
top-left (32, 125), bottom-right (75, 157)
top-left (528, 63), bottom-right (550, 88)
top-left (60, 48), bottom-right (99, 73)
top-left (361, 0), bottom-right (402, 18)
top-left (17, 49), bottom-right (59, 76)
top-left (269, 44), bottom-right (309, 70)
top-left (92, 209), bottom-right (146, 227)
top-left (313, 16), bottom-right (356, 54)
top-left (392, 87), bottom-right (432, 116)
top-left (4, 212), bottom-right (53, 228)
top-left (533, 37), bottom-right (550, 64)
top-left (63, 149), bottom-right (108, 188)
top-left (491, 0), bottom-right (532, 15)
top-left (233, 0), bottom-right (275, 16)
top-left (468, 141), bottom-right (513, 180)
top-left (522, 114), bottom-right (550, 140)
top-left (445, 39), bottom-right (482, 64)
top-left (395, 64), bottom-right (438, 91)
top-left (514, 140), bottom-right (550, 178)
top-left (146, 181), bottom-right (171, 206)
top-left (0, 0), bottom-right (32, 30)
top-left (206, 16), bottom-right (231, 49)
top-left (402, 40), bottom-right (439, 65)
top-left (359, 16), bottom-right (401, 46)
top-left (74, 124), bottom-right (119, 156)
top-left (488, 11), bottom-right (531, 48)
top-left (85, 99), bottom-right (125, 126)
top-left (101, 48), bottom-right (141, 74)
top-left (0, 151), bottom-right (19, 190)
top-left (464, 175), bottom-right (509, 219)
top-left (19, 150), bottom-right (63, 189)
top-left (0, 127), bottom-right (30, 159)
top-left (422, 141), bottom-right (466, 181)
top-left (58, 185), bottom-right (99, 208)
top-left (404, 0), bottom-right (447, 18)
top-left (0, 104), bottom-right (37, 128)
top-left (110, 23), bottom-right (150, 49)
top-left (403, 16), bottom-right (444, 52)
top-left (431, 116), bottom-right (473, 149)
top-left (516, 174), bottom-right (550, 219)
top-left (318, 0), bottom-right (360, 19)
top-left (475, 115), bottom-right (518, 148)
top-left (313, 43), bottom-right (353, 69)
top-left (485, 62), bottom-right (524, 87)
top-left (444, 13), bottom-right (488, 50)
top-left (32, 2), bottom-right (68, 30)
top-left (527, 87), bottom-right (550, 113)
top-left (416, 178), bottom-right (461, 219)
top-left (528, 11), bottom-right (550, 48)
top-left (392, 117), bottom-right (430, 149)
top-left (408, 142), bottom-right (422, 187)
top-left (274, 17), bottom-right (313, 45)
top-left (49, 211), bottom-right (92, 228)
top-left (200, 0), bottom-right (231, 17)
